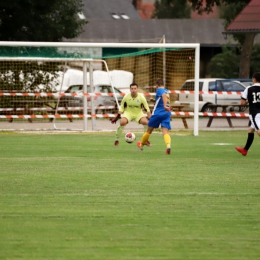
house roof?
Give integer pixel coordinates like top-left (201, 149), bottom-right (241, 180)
top-left (82, 0), bottom-right (141, 20)
top-left (225, 0), bottom-right (260, 33)
top-left (66, 19), bottom-right (238, 47)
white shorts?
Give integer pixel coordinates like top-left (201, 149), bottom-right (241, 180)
top-left (249, 113), bottom-right (260, 130)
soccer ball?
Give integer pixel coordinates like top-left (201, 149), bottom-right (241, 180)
top-left (125, 132), bottom-right (136, 143)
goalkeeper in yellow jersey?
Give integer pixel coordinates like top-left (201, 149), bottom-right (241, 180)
top-left (111, 83), bottom-right (151, 146)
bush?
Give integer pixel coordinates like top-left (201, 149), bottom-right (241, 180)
top-left (250, 43), bottom-right (260, 74)
top-left (207, 46), bottom-right (240, 78)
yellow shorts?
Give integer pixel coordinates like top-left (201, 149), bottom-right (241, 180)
top-left (122, 111), bottom-right (146, 124)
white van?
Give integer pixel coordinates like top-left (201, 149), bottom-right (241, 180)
top-left (59, 69), bottom-right (133, 94)
top-left (175, 78), bottom-right (248, 112)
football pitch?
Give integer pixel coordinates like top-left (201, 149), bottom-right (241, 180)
top-left (0, 131), bottom-right (259, 260)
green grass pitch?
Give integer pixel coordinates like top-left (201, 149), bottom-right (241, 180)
top-left (0, 130), bottom-right (259, 260)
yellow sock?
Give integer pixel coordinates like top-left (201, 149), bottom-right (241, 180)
top-left (141, 132), bottom-right (150, 146)
top-left (164, 134), bottom-right (171, 148)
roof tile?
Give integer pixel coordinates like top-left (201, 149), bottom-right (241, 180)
top-left (226, 0), bottom-right (260, 32)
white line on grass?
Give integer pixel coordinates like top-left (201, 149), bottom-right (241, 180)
top-left (211, 143), bottom-right (234, 145)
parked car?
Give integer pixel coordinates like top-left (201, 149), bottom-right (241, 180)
top-left (59, 84), bottom-right (123, 113)
top-left (175, 78), bottom-right (248, 112)
top-left (230, 78), bottom-right (252, 88)
top-left (239, 81), bottom-right (253, 87)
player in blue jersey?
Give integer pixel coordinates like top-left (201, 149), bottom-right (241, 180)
top-left (111, 83), bottom-right (151, 146)
top-left (137, 78), bottom-right (172, 155)
top-left (236, 72), bottom-right (260, 156)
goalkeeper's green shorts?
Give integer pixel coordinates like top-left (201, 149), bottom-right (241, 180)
top-left (122, 111), bottom-right (146, 124)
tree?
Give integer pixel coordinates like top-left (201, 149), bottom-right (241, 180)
top-left (206, 42), bottom-right (260, 78)
top-left (188, 0), bottom-right (255, 78)
top-left (206, 46), bottom-right (240, 78)
top-left (188, 0), bottom-right (250, 14)
top-left (219, 2), bottom-right (255, 78)
top-left (0, 0), bottom-right (87, 93)
top-left (153, 0), bottom-right (191, 19)
top-left (0, 0), bottom-right (87, 41)
top-left (250, 43), bottom-right (260, 73)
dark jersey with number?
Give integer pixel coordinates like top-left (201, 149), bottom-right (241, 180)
top-left (241, 83), bottom-right (260, 115)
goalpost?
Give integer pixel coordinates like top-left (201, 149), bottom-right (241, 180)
top-left (0, 42), bottom-right (200, 135)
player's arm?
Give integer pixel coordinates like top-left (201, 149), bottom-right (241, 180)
top-left (146, 111), bottom-right (151, 119)
top-left (110, 97), bottom-right (126, 124)
top-left (162, 93), bottom-right (171, 112)
top-left (241, 98), bottom-right (247, 105)
top-left (241, 87), bottom-right (248, 105)
top-left (119, 95), bottom-right (128, 112)
top-left (140, 95), bottom-right (151, 118)
top-left (110, 113), bottom-right (121, 124)
top-left (110, 109), bottom-right (123, 124)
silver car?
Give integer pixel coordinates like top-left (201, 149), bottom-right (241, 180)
top-left (59, 84), bottom-right (123, 113)
top-left (175, 79), bottom-right (249, 112)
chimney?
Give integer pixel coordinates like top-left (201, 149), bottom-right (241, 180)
top-left (133, 0), bottom-right (142, 11)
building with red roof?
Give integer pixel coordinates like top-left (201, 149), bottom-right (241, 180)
top-left (224, 0), bottom-right (260, 34)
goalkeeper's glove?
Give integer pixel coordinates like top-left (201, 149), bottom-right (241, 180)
top-left (110, 114), bottom-right (121, 124)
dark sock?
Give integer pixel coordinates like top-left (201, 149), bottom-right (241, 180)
top-left (244, 133), bottom-right (254, 151)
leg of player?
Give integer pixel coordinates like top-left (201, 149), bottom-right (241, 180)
top-left (139, 117), bottom-right (151, 146)
top-left (114, 126), bottom-right (123, 146)
top-left (137, 126), bottom-right (153, 150)
top-left (114, 117), bottom-right (128, 146)
top-left (162, 127), bottom-right (171, 155)
top-left (235, 113), bottom-right (260, 156)
top-left (235, 127), bottom-right (255, 156)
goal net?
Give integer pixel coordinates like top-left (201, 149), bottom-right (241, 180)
top-left (0, 42), bottom-right (200, 134)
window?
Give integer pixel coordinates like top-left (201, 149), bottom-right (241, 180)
top-left (181, 82), bottom-right (203, 91)
top-left (107, 86), bottom-right (121, 93)
top-left (67, 85), bottom-right (81, 93)
top-left (209, 81), bottom-right (222, 91)
top-left (111, 13), bottom-right (121, 19)
top-left (77, 12), bottom-right (86, 20)
top-left (111, 13), bottom-right (130, 20)
top-left (121, 13), bottom-right (130, 19)
top-left (223, 82), bottom-right (245, 92)
top-left (100, 86), bottom-right (109, 93)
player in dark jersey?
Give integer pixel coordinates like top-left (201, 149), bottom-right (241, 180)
top-left (235, 72), bottom-right (260, 156)
top-left (137, 78), bottom-right (172, 155)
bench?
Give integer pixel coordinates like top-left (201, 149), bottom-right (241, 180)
top-left (149, 104), bottom-right (190, 129)
top-left (5, 100), bottom-right (70, 122)
top-left (206, 104), bottom-right (249, 128)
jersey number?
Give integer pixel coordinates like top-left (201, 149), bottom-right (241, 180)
top-left (252, 92), bottom-right (260, 103)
